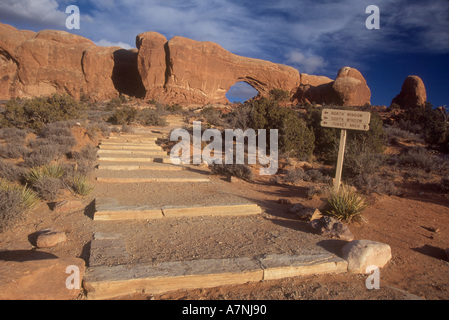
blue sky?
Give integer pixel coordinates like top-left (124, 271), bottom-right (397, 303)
top-left (0, 0), bottom-right (448, 107)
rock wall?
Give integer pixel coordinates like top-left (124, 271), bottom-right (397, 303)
top-left (0, 23), bottom-right (144, 101)
top-left (1, 22), bottom-right (372, 107)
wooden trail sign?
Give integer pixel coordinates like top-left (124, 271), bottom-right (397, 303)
top-left (321, 109), bottom-right (371, 192)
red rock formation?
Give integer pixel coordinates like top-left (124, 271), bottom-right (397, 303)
top-left (1, 23), bottom-right (372, 107)
top-left (390, 75), bottom-right (427, 109)
top-left (293, 67), bottom-right (371, 107)
top-left (136, 32), bottom-right (301, 104)
top-left (0, 23), bottom-right (144, 101)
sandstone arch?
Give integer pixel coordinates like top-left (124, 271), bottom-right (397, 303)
top-left (136, 32), bottom-right (301, 105)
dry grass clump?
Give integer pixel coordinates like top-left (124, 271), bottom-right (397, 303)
top-left (324, 184), bottom-right (368, 223)
top-left (0, 179), bottom-right (39, 231)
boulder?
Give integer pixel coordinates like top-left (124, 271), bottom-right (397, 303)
top-left (342, 240), bottom-right (392, 274)
top-left (390, 75), bottom-right (427, 109)
top-left (36, 229), bottom-right (67, 248)
top-left (293, 67), bottom-right (371, 107)
top-left (0, 256), bottom-right (85, 300)
top-left (309, 216), bottom-right (354, 241)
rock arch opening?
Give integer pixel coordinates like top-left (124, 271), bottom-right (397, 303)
top-left (226, 81), bottom-right (259, 103)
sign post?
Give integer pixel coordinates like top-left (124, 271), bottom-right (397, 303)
top-left (320, 109), bottom-right (371, 192)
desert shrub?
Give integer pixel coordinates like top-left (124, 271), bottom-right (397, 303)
top-left (342, 139), bottom-right (386, 178)
top-left (395, 146), bottom-right (444, 172)
top-left (33, 177), bottom-right (62, 201)
top-left (383, 125), bottom-right (424, 145)
top-left (71, 174), bottom-right (93, 196)
top-left (325, 184), bottom-right (367, 223)
top-left (303, 106), bottom-right (386, 166)
top-left (210, 163), bottom-right (253, 181)
top-left (0, 127), bottom-right (28, 144)
top-left (284, 168), bottom-right (310, 184)
top-left (165, 104), bottom-right (184, 114)
top-left (23, 146), bottom-right (59, 167)
top-left (306, 169), bottom-right (333, 184)
top-left (0, 143), bottom-right (29, 159)
top-left (105, 98), bottom-right (122, 111)
top-left (86, 121), bottom-right (111, 137)
top-left (1, 95), bottom-right (85, 131)
top-left (69, 145), bottom-right (97, 163)
top-left (0, 180), bottom-right (39, 231)
top-left (137, 108), bottom-right (168, 126)
top-left (251, 98), bottom-right (315, 160)
top-left (396, 103), bottom-right (449, 150)
top-left (225, 103), bottom-right (253, 130)
top-left (0, 160), bottom-right (24, 182)
top-left (440, 177), bottom-right (449, 192)
top-left (306, 185), bottom-right (327, 199)
top-left (201, 106), bottom-right (223, 127)
top-left (351, 173), bottom-right (399, 196)
top-left (107, 106), bottom-right (138, 125)
top-left (269, 88), bottom-right (290, 102)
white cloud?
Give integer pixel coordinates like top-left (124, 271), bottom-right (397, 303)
top-left (0, 0), bottom-right (66, 28)
top-left (94, 39), bottom-right (133, 50)
top-left (285, 50), bottom-right (327, 74)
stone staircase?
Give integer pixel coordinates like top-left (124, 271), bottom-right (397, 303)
top-left (83, 120), bottom-right (348, 299)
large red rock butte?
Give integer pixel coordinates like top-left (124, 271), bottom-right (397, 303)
top-left (390, 75), bottom-right (427, 109)
top-left (0, 23), bottom-right (371, 106)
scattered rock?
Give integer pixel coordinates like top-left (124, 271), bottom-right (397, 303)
top-left (289, 203), bottom-right (306, 214)
top-left (278, 198), bottom-right (292, 205)
top-left (227, 175), bottom-right (240, 183)
top-left (342, 240), bottom-right (392, 274)
top-left (0, 257), bottom-right (85, 300)
top-left (36, 229), bottom-right (67, 248)
top-left (309, 216), bottom-right (354, 241)
top-left (52, 200), bottom-right (84, 214)
top-left (296, 208), bottom-right (323, 221)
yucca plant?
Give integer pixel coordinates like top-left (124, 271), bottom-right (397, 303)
top-left (325, 184), bottom-right (368, 223)
top-left (72, 174), bottom-right (93, 196)
top-left (24, 164), bottom-right (65, 184)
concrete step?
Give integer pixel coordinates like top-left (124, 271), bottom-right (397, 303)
top-left (95, 168), bottom-right (209, 183)
top-left (99, 144), bottom-right (162, 150)
top-left (93, 199), bottom-right (261, 221)
top-left (98, 157), bottom-right (174, 164)
top-left (97, 149), bottom-right (167, 156)
top-left (84, 253), bottom-right (347, 300)
top-left (97, 163), bottom-right (185, 171)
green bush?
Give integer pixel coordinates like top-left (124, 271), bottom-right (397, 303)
top-left (107, 106), bottom-right (138, 125)
top-left (210, 163), bottom-right (254, 181)
top-left (251, 98), bottom-right (315, 160)
top-left (397, 102), bottom-right (449, 149)
top-left (137, 108), bottom-right (168, 126)
top-left (1, 95), bottom-right (85, 131)
top-left (269, 88), bottom-right (290, 102)
top-left (304, 106), bottom-right (386, 167)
